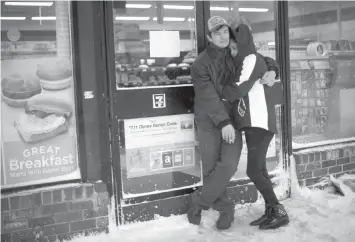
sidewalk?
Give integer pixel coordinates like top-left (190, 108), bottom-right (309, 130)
top-left (70, 175), bottom-right (355, 242)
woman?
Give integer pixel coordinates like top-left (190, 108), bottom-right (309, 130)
top-left (220, 17), bottom-right (290, 230)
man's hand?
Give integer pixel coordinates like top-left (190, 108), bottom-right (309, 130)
top-left (260, 70), bottom-right (276, 86)
top-left (221, 124), bottom-right (235, 144)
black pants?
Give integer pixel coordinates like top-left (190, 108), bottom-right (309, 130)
top-left (194, 126), bottom-right (243, 211)
top-left (244, 127), bottom-right (279, 206)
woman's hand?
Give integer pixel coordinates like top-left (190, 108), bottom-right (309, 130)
top-left (229, 40), bottom-right (238, 57)
top-left (260, 71), bottom-right (276, 86)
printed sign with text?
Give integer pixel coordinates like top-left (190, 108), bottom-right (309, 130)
top-left (123, 114), bottom-right (196, 178)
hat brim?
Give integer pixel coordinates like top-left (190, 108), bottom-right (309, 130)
top-left (210, 23), bottom-right (230, 33)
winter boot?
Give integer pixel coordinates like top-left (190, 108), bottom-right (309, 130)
top-left (216, 206), bottom-right (235, 230)
top-left (187, 203), bottom-right (203, 225)
top-left (259, 204), bottom-right (289, 230)
top-left (250, 204), bottom-right (271, 226)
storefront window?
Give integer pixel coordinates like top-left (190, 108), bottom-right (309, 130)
top-left (113, 1), bottom-right (197, 89)
top-left (209, 1), bottom-right (281, 180)
top-left (288, 1), bottom-right (355, 148)
top-left (1, 1), bottom-right (80, 189)
top-left (113, 1), bottom-right (201, 198)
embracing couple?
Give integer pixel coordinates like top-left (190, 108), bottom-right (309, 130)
top-left (187, 14), bottom-right (290, 231)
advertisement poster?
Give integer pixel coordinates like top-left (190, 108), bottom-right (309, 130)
top-left (123, 114), bottom-right (196, 178)
top-left (1, 57), bottom-right (81, 189)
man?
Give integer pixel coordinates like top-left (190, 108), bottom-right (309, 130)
top-left (187, 16), bottom-right (279, 230)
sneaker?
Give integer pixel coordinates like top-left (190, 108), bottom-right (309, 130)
top-left (216, 206), bottom-right (235, 230)
top-left (259, 204), bottom-right (290, 230)
top-left (250, 205), bottom-right (272, 226)
top-left (187, 204), bottom-right (203, 225)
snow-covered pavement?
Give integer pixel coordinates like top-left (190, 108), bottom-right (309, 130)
top-left (69, 174), bottom-right (355, 242)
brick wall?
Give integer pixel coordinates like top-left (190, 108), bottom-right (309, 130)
top-left (1, 183), bottom-right (110, 242)
top-left (294, 144), bottom-right (355, 187)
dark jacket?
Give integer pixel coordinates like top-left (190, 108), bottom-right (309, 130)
top-left (220, 24), bottom-right (282, 134)
top-left (191, 41), bottom-right (280, 131)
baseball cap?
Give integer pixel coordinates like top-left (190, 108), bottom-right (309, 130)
top-left (208, 16), bottom-right (230, 33)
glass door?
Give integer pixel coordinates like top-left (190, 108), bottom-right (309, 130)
top-left (208, 1), bottom-right (288, 196)
top-left (108, 1), bottom-right (203, 200)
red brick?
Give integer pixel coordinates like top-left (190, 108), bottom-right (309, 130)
top-left (64, 188), bottom-right (73, 201)
top-left (1, 198), bottom-right (9, 211)
top-left (10, 197), bottom-right (20, 210)
top-left (335, 172), bottom-right (349, 178)
top-left (98, 198), bottom-right (110, 207)
top-left (352, 146), bottom-right (355, 156)
top-left (313, 168), bottom-right (328, 178)
top-left (47, 235), bottom-right (57, 242)
top-left (10, 209), bottom-right (33, 220)
top-left (326, 151), bottom-right (332, 160)
top-left (305, 177), bottom-right (322, 186)
top-left (333, 150), bottom-right (340, 159)
top-left (2, 219), bottom-right (28, 233)
top-left (85, 186), bottom-right (94, 198)
top-left (53, 190), bottom-right (63, 203)
top-left (42, 191), bottom-right (53, 205)
top-left (322, 160), bottom-right (336, 168)
top-left (1, 233), bottom-right (11, 242)
top-left (94, 183), bottom-right (107, 193)
top-left (84, 207), bottom-right (108, 219)
top-left (70, 201), bottom-right (93, 211)
top-left (96, 217), bottom-right (109, 228)
top-left (306, 161), bottom-right (321, 171)
top-left (54, 211), bottom-right (83, 223)
top-left (297, 164), bottom-right (305, 172)
top-left (297, 171), bottom-right (312, 179)
top-left (42, 203), bottom-right (69, 215)
top-left (28, 216), bottom-right (55, 228)
top-left (337, 157), bottom-right (350, 165)
top-left (314, 152), bottom-right (321, 161)
top-left (1, 212), bottom-right (10, 227)
top-left (308, 153), bottom-right (315, 162)
top-left (42, 223), bottom-right (70, 236)
top-left (70, 219), bottom-right (96, 232)
top-left (11, 229), bottom-right (33, 242)
top-left (31, 193), bottom-right (42, 207)
top-left (344, 148), bottom-right (352, 157)
top-left (20, 195), bottom-right (32, 209)
top-left (329, 166), bottom-right (342, 174)
top-left (343, 163), bottom-right (355, 171)
top-left (294, 155), bottom-right (302, 165)
top-left (75, 187), bottom-right (84, 200)
top-left (298, 180), bottom-right (305, 187)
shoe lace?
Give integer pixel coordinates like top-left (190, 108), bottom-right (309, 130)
top-left (265, 207), bottom-right (273, 216)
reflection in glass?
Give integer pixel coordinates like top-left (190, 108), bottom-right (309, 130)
top-left (288, 1), bottom-right (355, 148)
top-left (113, 1), bottom-right (197, 89)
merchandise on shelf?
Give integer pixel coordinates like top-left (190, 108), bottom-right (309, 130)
top-left (291, 52), bottom-right (355, 143)
top-left (115, 51), bottom-right (196, 88)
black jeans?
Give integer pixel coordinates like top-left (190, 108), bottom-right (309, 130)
top-left (244, 127), bottom-right (279, 205)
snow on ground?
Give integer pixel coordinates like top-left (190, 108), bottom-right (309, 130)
top-left (69, 158), bottom-right (355, 242)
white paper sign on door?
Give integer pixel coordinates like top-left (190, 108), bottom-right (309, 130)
top-left (149, 31), bottom-right (180, 58)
